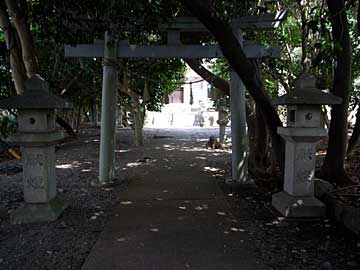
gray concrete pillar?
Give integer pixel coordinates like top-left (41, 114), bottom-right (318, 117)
top-left (98, 31), bottom-right (118, 184)
top-left (229, 72), bottom-right (249, 184)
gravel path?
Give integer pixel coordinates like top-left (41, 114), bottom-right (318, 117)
top-left (0, 127), bottom-right (359, 270)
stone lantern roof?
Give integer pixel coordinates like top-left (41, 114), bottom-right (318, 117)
top-left (273, 73), bottom-right (342, 105)
top-left (0, 76), bottom-right (73, 109)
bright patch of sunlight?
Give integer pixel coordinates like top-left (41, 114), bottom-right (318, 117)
top-left (115, 149), bottom-right (132, 153)
top-left (203, 166), bottom-right (223, 173)
top-left (56, 161), bottom-right (82, 169)
top-left (56, 164), bottom-right (73, 169)
top-left (230, 227), bottom-right (245, 232)
top-left (195, 205), bottom-right (208, 211)
top-left (120, 201), bottom-right (133, 205)
top-left (116, 237), bottom-right (126, 242)
top-left (126, 162), bottom-right (142, 167)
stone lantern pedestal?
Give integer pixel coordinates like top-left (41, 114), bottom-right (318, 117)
top-left (272, 73), bottom-right (341, 218)
top-left (0, 76), bottom-right (72, 224)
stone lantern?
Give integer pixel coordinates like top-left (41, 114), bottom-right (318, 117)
top-left (272, 73), bottom-right (341, 217)
top-left (0, 76), bottom-right (72, 224)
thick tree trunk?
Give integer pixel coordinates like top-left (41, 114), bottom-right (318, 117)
top-left (347, 107), bottom-right (360, 155)
top-left (254, 105), bottom-right (269, 170)
top-left (0, 3), bottom-right (26, 94)
top-left (5, 0), bottom-right (38, 77)
top-left (320, 0), bottom-right (353, 185)
top-left (180, 0), bottom-right (285, 172)
top-left (347, 0), bottom-right (360, 155)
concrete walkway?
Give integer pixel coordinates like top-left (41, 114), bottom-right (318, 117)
top-left (81, 130), bottom-right (267, 270)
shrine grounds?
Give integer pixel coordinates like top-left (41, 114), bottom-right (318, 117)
top-left (0, 127), bottom-right (359, 270)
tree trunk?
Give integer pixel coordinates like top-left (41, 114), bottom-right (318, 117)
top-left (347, 106), bottom-right (360, 155)
top-left (91, 98), bottom-right (98, 127)
top-left (247, 99), bottom-right (257, 172)
top-left (5, 0), bottom-right (38, 77)
top-left (56, 116), bottom-right (77, 138)
top-left (320, 0), bottom-right (353, 185)
top-left (76, 104), bottom-right (82, 132)
top-left (254, 105), bottom-right (269, 170)
top-left (132, 107), bottom-right (144, 147)
top-left (0, 3), bottom-right (26, 94)
top-left (180, 0), bottom-right (285, 172)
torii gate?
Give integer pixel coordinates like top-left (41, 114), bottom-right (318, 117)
top-left (64, 11), bottom-right (287, 185)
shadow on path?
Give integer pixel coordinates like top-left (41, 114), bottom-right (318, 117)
top-left (81, 130), bottom-right (266, 270)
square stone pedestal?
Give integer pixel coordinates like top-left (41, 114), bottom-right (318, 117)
top-left (272, 191), bottom-right (326, 218)
top-left (10, 196), bottom-right (67, 224)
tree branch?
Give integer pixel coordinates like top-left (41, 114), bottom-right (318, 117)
top-left (184, 58), bottom-right (229, 94)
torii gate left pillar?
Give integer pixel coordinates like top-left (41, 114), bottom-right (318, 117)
top-left (97, 31), bottom-right (118, 184)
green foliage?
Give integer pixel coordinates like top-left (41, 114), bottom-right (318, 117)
top-left (0, 44), bottom-right (14, 98)
top-left (0, 113), bottom-right (17, 139)
top-left (209, 59), bottom-right (230, 81)
top-left (121, 58), bottom-right (186, 112)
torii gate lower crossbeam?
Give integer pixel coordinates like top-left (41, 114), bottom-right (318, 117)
top-left (65, 32), bottom-right (280, 185)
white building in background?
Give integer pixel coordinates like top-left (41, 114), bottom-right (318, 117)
top-left (145, 65), bottom-right (218, 128)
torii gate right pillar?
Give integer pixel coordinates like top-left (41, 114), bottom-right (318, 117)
top-left (227, 29), bottom-right (251, 185)
top-left (97, 31), bottom-right (118, 184)
top-left (228, 72), bottom-right (249, 184)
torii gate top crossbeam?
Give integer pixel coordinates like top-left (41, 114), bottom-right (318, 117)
top-left (64, 11), bottom-right (287, 60)
top-left (65, 42), bottom-right (280, 59)
top-left (131, 10), bottom-right (288, 32)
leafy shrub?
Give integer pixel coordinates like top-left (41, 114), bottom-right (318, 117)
top-left (0, 112), bottom-right (17, 139)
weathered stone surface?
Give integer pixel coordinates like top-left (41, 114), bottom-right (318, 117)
top-left (10, 196), bottom-right (67, 224)
top-left (272, 191), bottom-right (326, 218)
top-left (22, 147), bottom-right (56, 203)
top-left (0, 76), bottom-right (73, 110)
top-left (277, 127), bottom-right (327, 142)
top-left (271, 73), bottom-right (339, 218)
top-left (283, 142), bottom-right (316, 196)
top-left (1, 77), bottom-right (72, 224)
top-left (273, 73), bottom-right (342, 106)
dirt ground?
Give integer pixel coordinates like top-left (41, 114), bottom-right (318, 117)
top-left (0, 127), bottom-right (359, 270)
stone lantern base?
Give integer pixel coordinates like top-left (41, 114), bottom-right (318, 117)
top-left (10, 196), bottom-right (67, 224)
top-left (272, 191), bottom-right (326, 218)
